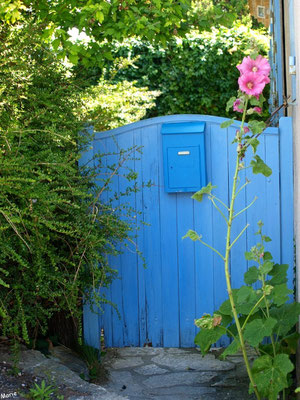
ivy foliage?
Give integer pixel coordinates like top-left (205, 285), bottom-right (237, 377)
top-left (83, 24), bottom-right (269, 118)
top-left (0, 22), bottom-right (138, 343)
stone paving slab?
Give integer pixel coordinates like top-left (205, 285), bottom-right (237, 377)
top-left (110, 357), bottom-right (144, 369)
top-left (143, 371), bottom-right (217, 388)
top-left (133, 364), bottom-right (168, 375)
top-left (147, 396), bottom-right (203, 400)
top-left (114, 347), bottom-right (163, 357)
top-left (147, 385), bottom-right (217, 396)
top-left (150, 352), bottom-right (235, 372)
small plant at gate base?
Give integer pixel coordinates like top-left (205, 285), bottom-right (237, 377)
top-left (184, 54), bottom-right (300, 400)
top-left (25, 380), bottom-right (55, 400)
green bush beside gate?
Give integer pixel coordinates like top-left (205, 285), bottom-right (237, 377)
top-left (90, 24), bottom-right (269, 119)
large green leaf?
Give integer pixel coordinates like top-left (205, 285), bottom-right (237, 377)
top-left (194, 326), bottom-right (223, 356)
top-left (270, 303), bottom-right (300, 337)
top-left (191, 182), bottom-right (216, 202)
top-left (236, 285), bottom-right (261, 314)
top-left (250, 155), bottom-right (272, 177)
top-left (263, 251), bottom-right (273, 261)
top-left (249, 97), bottom-right (260, 106)
top-left (270, 283), bottom-right (293, 306)
top-left (219, 313), bottom-right (233, 328)
top-left (244, 266), bottom-right (259, 285)
top-left (248, 120), bottom-right (266, 135)
top-left (259, 260), bottom-right (274, 275)
top-left (281, 332), bottom-right (300, 355)
top-left (220, 118), bottom-right (235, 129)
top-left (237, 286), bottom-right (255, 303)
top-left (268, 264), bottom-right (288, 285)
top-left (247, 137), bottom-right (259, 154)
top-left (226, 97), bottom-right (236, 112)
top-left (220, 339), bottom-right (240, 360)
top-left (244, 317), bottom-right (277, 347)
top-left (250, 354), bottom-right (294, 400)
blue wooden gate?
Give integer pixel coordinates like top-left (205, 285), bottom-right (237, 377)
top-left (82, 114), bottom-right (293, 349)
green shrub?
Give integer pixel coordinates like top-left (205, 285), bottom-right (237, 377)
top-left (0, 22), bottom-right (138, 344)
top-left (81, 78), bottom-right (160, 131)
top-left (95, 23), bottom-right (269, 118)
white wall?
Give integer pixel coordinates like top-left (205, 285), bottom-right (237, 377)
top-left (291, 1), bottom-right (300, 303)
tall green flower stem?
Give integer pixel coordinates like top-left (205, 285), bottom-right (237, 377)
top-left (224, 100), bottom-right (260, 400)
top-left (225, 154), bottom-right (260, 400)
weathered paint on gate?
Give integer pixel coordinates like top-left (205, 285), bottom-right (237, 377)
top-left (82, 114), bottom-right (293, 349)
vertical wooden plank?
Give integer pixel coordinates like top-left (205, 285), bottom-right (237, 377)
top-left (209, 122), bottom-right (229, 347)
top-left (264, 132), bottom-right (281, 262)
top-left (83, 302), bottom-right (100, 349)
top-left (228, 126), bottom-right (248, 290)
top-left (134, 128), bottom-right (147, 347)
top-left (117, 132), bottom-right (140, 346)
top-left (141, 125), bottom-right (163, 347)
top-left (279, 117), bottom-right (294, 288)
top-left (210, 124), bottom-right (228, 300)
top-left (177, 193), bottom-right (196, 347)
top-left (194, 122), bottom-right (214, 338)
top-left (104, 134), bottom-right (125, 347)
top-left (158, 125), bottom-right (180, 347)
top-left (96, 135), bottom-right (116, 348)
top-left (95, 136), bottom-right (110, 349)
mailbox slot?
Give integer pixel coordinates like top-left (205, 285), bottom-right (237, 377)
top-left (161, 122), bottom-right (206, 193)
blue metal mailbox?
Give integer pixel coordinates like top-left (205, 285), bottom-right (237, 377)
top-left (161, 121), bottom-right (206, 192)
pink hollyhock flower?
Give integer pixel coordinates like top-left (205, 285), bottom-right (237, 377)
top-left (237, 55), bottom-right (271, 77)
top-left (253, 107), bottom-right (262, 114)
top-left (233, 99), bottom-right (244, 113)
top-left (238, 72), bottom-right (266, 96)
top-left (243, 127), bottom-right (250, 133)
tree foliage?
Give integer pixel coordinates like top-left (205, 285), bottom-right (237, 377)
top-left (0, 0), bottom-right (241, 65)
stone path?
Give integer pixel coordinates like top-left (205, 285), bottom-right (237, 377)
top-left (102, 347), bottom-right (255, 399)
top-left (0, 344), bottom-right (256, 399)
